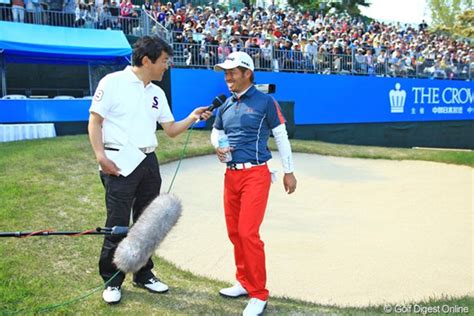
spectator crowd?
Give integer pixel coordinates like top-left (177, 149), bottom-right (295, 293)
top-left (1, 0), bottom-right (472, 79)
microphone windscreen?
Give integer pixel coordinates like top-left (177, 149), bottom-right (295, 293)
top-left (113, 193), bottom-right (182, 273)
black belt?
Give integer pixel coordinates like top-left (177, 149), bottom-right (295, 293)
top-left (104, 146), bottom-right (155, 155)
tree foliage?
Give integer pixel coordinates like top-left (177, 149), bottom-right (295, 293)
top-left (427, 0), bottom-right (472, 27)
top-left (453, 9), bottom-right (474, 38)
top-left (428, 0), bottom-right (473, 39)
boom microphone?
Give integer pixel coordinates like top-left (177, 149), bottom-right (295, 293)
top-left (113, 193), bottom-right (182, 273)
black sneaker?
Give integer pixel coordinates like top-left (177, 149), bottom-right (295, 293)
top-left (134, 277), bottom-right (169, 293)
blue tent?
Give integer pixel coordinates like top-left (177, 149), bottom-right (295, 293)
top-left (0, 21), bottom-right (132, 96)
top-left (0, 21), bottom-right (132, 64)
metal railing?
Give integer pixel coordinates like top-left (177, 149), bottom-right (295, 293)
top-left (141, 9), bottom-right (172, 42)
top-left (1, 5), bottom-right (471, 81)
top-left (0, 5), bottom-right (150, 36)
top-left (171, 43), bottom-right (472, 80)
top-left (7, 87), bottom-right (90, 98)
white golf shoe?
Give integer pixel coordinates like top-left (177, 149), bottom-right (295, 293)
top-left (102, 286), bottom-right (121, 304)
top-left (243, 298), bottom-right (267, 316)
top-left (219, 282), bottom-right (248, 298)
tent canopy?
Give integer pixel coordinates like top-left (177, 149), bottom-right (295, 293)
top-left (0, 21), bottom-right (132, 64)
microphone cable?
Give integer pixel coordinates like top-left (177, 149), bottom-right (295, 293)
top-left (11, 121), bottom-right (204, 315)
top-left (167, 121), bottom-right (196, 194)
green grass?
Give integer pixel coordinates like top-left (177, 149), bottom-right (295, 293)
top-left (0, 131), bottom-right (472, 315)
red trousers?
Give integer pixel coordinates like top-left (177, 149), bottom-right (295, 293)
top-left (224, 164), bottom-right (271, 301)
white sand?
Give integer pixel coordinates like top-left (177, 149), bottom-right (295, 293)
top-left (157, 153), bottom-right (473, 307)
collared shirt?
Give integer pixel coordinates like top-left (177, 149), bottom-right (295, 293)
top-left (89, 66), bottom-right (174, 148)
top-left (213, 85), bottom-right (286, 164)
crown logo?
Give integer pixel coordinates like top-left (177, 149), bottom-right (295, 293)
top-left (389, 83), bottom-right (406, 113)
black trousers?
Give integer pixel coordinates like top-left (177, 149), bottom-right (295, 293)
top-left (99, 153), bottom-right (162, 287)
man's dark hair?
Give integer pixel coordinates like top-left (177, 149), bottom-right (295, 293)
top-left (237, 66), bottom-right (254, 83)
top-left (132, 36), bottom-right (173, 67)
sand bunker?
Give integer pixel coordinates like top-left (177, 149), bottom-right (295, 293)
top-left (157, 153), bottom-right (473, 306)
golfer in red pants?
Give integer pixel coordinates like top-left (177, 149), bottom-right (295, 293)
top-left (211, 52), bottom-right (297, 316)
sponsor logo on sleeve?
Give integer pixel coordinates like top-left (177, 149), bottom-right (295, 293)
top-left (94, 90), bottom-right (104, 102)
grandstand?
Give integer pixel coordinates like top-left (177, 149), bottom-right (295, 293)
top-left (0, 1), bottom-right (472, 148)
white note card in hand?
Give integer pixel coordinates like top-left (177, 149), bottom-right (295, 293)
top-left (113, 143), bottom-right (146, 177)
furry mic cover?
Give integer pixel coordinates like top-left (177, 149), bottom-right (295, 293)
top-left (113, 193), bottom-right (182, 273)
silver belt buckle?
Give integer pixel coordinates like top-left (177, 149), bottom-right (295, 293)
top-left (140, 147), bottom-right (155, 154)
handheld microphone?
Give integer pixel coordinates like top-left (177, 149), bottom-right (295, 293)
top-left (207, 94), bottom-right (227, 112)
top-left (197, 94), bottom-right (227, 122)
top-left (113, 193), bottom-right (182, 273)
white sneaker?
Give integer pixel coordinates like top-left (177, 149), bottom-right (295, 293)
top-left (243, 298), bottom-right (267, 316)
top-left (219, 282), bottom-right (248, 298)
top-left (102, 286), bottom-right (121, 304)
top-left (134, 277), bottom-right (169, 293)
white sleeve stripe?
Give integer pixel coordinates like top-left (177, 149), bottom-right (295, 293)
top-left (255, 114), bottom-right (266, 164)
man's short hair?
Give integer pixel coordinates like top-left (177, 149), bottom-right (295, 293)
top-left (132, 36), bottom-right (173, 67)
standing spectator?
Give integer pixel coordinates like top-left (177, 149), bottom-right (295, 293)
top-left (376, 48), bottom-right (389, 75)
top-left (184, 32), bottom-right (199, 66)
top-left (97, 4), bottom-right (112, 29)
top-left (260, 38), bottom-right (273, 70)
top-left (157, 5), bottom-right (166, 25)
top-left (63, 0), bottom-right (76, 26)
top-left (119, 0), bottom-right (134, 34)
top-left (26, 0), bottom-right (42, 24)
top-left (304, 37), bottom-right (318, 71)
top-left (172, 15), bottom-right (184, 35)
top-left (419, 19), bottom-right (428, 32)
top-left (11, 0), bottom-right (25, 23)
top-left (365, 49), bottom-right (375, 75)
top-left (217, 39), bottom-right (230, 63)
top-left (246, 37), bottom-right (261, 69)
top-left (46, 0), bottom-right (65, 26)
top-left (293, 43), bottom-right (305, 71)
top-left (354, 48), bottom-right (367, 74)
top-left (75, 1), bottom-right (88, 27)
top-left (141, 0), bottom-right (151, 13)
top-left (229, 36), bottom-right (242, 53)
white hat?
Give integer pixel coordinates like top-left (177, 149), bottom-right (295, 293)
top-left (214, 51), bottom-right (254, 72)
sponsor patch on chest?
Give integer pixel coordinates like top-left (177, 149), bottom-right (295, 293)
top-left (152, 96), bottom-right (159, 109)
